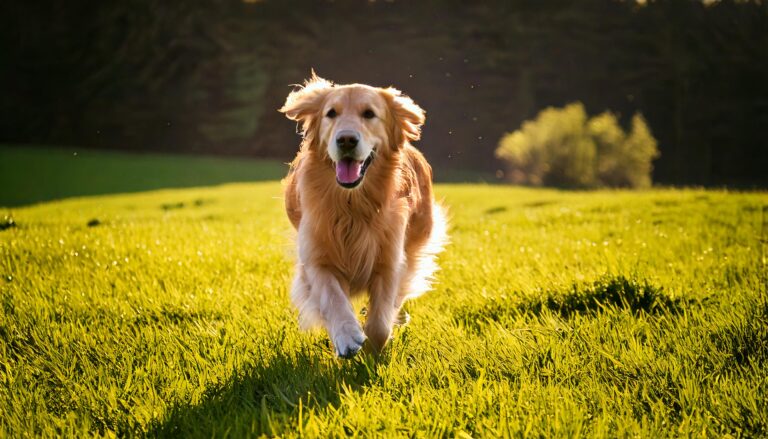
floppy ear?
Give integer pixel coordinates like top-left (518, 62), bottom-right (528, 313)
top-left (381, 87), bottom-right (426, 147)
top-left (279, 72), bottom-right (333, 145)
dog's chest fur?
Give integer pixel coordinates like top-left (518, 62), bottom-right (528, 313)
top-left (304, 195), bottom-right (408, 293)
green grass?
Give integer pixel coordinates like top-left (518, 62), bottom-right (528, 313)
top-left (1, 180), bottom-right (767, 436)
top-left (0, 146), bottom-right (287, 207)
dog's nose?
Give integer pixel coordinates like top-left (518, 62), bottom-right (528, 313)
top-left (336, 130), bottom-right (359, 152)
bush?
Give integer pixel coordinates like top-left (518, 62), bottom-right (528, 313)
top-left (495, 103), bottom-right (659, 188)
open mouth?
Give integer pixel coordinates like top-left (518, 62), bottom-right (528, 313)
top-left (335, 155), bottom-right (374, 189)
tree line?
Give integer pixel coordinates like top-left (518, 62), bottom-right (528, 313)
top-left (2, 0), bottom-right (766, 186)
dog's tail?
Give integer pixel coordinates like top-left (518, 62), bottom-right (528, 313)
top-left (400, 202), bottom-right (449, 303)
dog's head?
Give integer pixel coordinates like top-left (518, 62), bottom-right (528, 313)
top-left (280, 72), bottom-right (425, 189)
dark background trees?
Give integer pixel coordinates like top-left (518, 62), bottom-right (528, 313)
top-left (2, 0), bottom-right (767, 187)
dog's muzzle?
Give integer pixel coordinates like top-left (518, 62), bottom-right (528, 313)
top-left (335, 154), bottom-right (373, 189)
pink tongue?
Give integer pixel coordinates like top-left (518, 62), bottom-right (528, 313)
top-left (336, 159), bottom-right (363, 183)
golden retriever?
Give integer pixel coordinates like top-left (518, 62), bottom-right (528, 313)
top-left (280, 73), bottom-right (447, 357)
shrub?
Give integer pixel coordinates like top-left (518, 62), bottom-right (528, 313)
top-left (496, 103), bottom-right (659, 188)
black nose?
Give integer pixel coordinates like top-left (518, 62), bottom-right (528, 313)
top-left (336, 131), bottom-right (359, 152)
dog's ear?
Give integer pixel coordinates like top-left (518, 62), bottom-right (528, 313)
top-left (280, 72), bottom-right (333, 148)
top-left (279, 72), bottom-right (333, 143)
top-left (381, 87), bottom-right (426, 147)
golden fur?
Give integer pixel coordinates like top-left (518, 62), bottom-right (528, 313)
top-left (280, 73), bottom-right (447, 357)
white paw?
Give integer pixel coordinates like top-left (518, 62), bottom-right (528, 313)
top-left (332, 322), bottom-right (367, 358)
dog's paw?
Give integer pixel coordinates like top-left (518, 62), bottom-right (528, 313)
top-left (333, 323), bottom-right (367, 358)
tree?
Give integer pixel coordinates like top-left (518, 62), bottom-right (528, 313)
top-left (496, 103), bottom-right (659, 188)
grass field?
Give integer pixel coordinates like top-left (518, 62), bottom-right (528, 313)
top-left (0, 182), bottom-right (768, 437)
top-left (1, 166), bottom-right (767, 436)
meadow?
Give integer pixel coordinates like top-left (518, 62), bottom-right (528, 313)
top-left (0, 151), bottom-right (766, 436)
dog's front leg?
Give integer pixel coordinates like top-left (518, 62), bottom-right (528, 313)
top-left (306, 265), bottom-right (366, 358)
top-left (364, 273), bottom-right (400, 352)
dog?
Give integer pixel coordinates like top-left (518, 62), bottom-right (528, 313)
top-left (280, 73), bottom-right (447, 357)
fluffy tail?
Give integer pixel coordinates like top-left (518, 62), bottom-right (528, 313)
top-left (399, 202), bottom-right (449, 303)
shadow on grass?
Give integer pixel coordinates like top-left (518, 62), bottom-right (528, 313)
top-left (456, 276), bottom-right (695, 331)
top-left (148, 345), bottom-right (380, 437)
top-left (711, 298), bottom-right (768, 369)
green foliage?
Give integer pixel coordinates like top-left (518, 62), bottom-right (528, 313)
top-left (195, 55), bottom-right (269, 149)
top-left (2, 2), bottom-right (271, 154)
top-left (1, 178), bottom-right (765, 436)
top-left (623, 114), bottom-right (660, 188)
top-left (496, 103), bottom-right (659, 188)
top-left (5, 1), bottom-right (768, 185)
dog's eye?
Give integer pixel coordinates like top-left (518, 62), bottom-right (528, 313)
top-left (326, 109), bottom-right (337, 118)
top-left (362, 109), bottom-right (376, 119)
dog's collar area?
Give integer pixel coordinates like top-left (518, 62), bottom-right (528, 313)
top-left (337, 154), bottom-right (374, 189)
